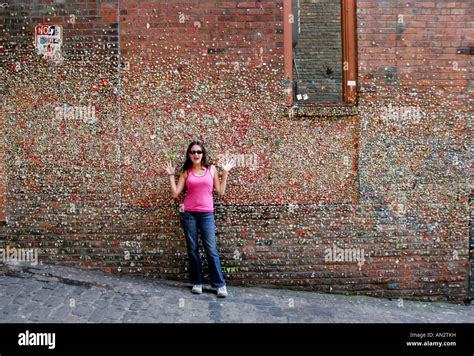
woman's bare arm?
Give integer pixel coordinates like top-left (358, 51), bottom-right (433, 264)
top-left (213, 159), bottom-right (235, 197)
top-left (164, 161), bottom-right (186, 198)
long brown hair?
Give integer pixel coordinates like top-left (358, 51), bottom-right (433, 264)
top-left (182, 140), bottom-right (210, 171)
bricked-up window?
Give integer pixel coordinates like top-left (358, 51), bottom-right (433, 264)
top-left (0, 112), bottom-right (5, 223)
top-left (284, 0), bottom-right (357, 106)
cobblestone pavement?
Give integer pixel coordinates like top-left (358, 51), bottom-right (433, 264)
top-left (0, 263), bottom-right (473, 323)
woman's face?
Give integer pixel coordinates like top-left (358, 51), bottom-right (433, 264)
top-left (188, 145), bottom-right (203, 166)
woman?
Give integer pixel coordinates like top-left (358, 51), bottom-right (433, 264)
top-left (164, 141), bottom-right (235, 297)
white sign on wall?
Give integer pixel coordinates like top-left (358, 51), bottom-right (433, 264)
top-left (35, 25), bottom-right (63, 63)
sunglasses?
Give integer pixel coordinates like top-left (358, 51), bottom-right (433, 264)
top-left (188, 150), bottom-right (203, 155)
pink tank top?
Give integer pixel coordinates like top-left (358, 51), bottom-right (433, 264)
top-left (182, 167), bottom-right (214, 212)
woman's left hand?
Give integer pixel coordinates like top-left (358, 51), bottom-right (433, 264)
top-left (221, 158), bottom-right (236, 172)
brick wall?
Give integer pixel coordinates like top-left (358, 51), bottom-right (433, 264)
top-left (293, 0), bottom-right (344, 103)
top-left (0, 0), bottom-right (472, 302)
top-left (356, 0), bottom-right (472, 302)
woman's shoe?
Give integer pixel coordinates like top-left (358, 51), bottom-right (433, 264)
top-left (217, 286), bottom-right (228, 298)
top-left (192, 285), bottom-right (203, 294)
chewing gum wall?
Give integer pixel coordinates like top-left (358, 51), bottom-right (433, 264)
top-left (0, 0), bottom-right (472, 302)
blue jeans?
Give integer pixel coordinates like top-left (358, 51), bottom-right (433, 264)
top-left (179, 211), bottom-right (226, 288)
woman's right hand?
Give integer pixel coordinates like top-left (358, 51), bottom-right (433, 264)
top-left (164, 161), bottom-right (175, 176)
